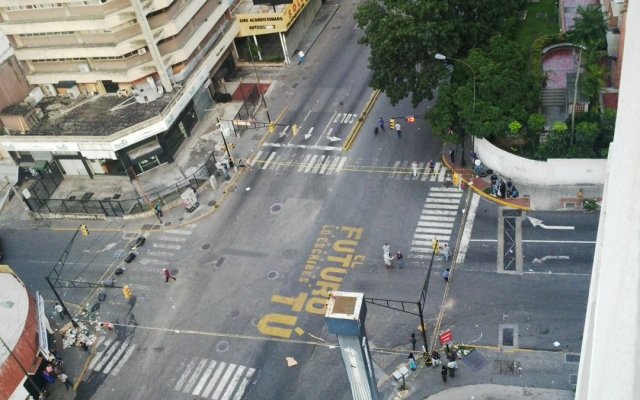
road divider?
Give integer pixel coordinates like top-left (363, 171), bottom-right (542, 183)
top-left (343, 90), bottom-right (381, 151)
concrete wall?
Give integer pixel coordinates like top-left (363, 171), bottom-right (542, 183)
top-left (285, 0), bottom-right (322, 56)
top-left (475, 138), bottom-right (607, 186)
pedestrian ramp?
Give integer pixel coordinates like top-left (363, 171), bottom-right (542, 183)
top-left (171, 357), bottom-right (256, 399)
top-left (388, 161), bottom-right (448, 182)
top-left (407, 187), bottom-right (464, 264)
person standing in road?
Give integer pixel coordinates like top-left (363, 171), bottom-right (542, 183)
top-left (411, 161), bottom-right (418, 177)
top-left (163, 268), bottom-right (176, 283)
top-left (378, 117), bottom-right (385, 132)
top-left (383, 243), bottom-right (390, 255)
top-left (58, 372), bottom-right (73, 391)
top-left (431, 350), bottom-right (441, 368)
top-left (440, 365), bottom-right (448, 383)
top-left (442, 244), bottom-right (451, 261)
top-left (410, 333), bottom-right (417, 351)
top-left (396, 251), bottom-right (404, 268)
top-left (298, 50), bottom-right (305, 64)
top-left (395, 122), bottom-right (402, 137)
top-left (54, 303), bottom-right (65, 320)
top-left (443, 268), bottom-right (450, 282)
top-left (447, 359), bottom-right (458, 377)
top-left (449, 149), bottom-right (455, 164)
top-left (428, 160), bottom-right (435, 175)
top-left (154, 201), bottom-right (163, 217)
top-left (383, 252), bottom-right (395, 270)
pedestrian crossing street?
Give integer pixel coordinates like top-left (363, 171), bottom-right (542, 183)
top-left (407, 187), bottom-right (464, 263)
top-left (249, 150), bottom-right (450, 181)
top-left (88, 335), bottom-right (136, 376)
top-left (171, 357), bottom-right (256, 400)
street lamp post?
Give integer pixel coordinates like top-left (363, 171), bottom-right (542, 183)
top-left (435, 53), bottom-right (476, 167)
top-left (247, 38), bottom-right (272, 123)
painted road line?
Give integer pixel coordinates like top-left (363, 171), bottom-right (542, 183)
top-left (412, 162), bottom-right (425, 180)
top-left (422, 210), bottom-right (458, 216)
top-left (416, 222), bottom-right (453, 229)
top-left (323, 156), bottom-right (340, 175)
top-left (192, 360), bottom-right (218, 396)
top-left (418, 216), bottom-right (456, 222)
top-left (426, 197), bottom-right (462, 204)
top-left (158, 236), bottom-right (188, 243)
top-left (152, 243), bottom-right (182, 250)
top-left (220, 365), bottom-right (247, 400)
top-left (87, 336), bottom-right (109, 370)
top-left (429, 162), bottom-right (442, 182)
top-left (319, 156), bottom-right (334, 175)
top-left (429, 192), bottom-right (464, 198)
top-left (92, 339), bottom-right (121, 372)
top-left (261, 152), bottom-right (277, 170)
top-left (336, 157), bottom-right (348, 174)
top-left (390, 161), bottom-right (402, 178)
top-left (166, 229), bottom-right (193, 235)
top-left (311, 155), bottom-right (326, 174)
top-left (304, 154), bottom-right (319, 173)
top-left (414, 229), bottom-right (452, 237)
top-left (232, 368), bottom-right (256, 400)
top-left (183, 358), bottom-right (209, 394)
top-left (211, 363), bottom-right (238, 400)
top-left (297, 154), bottom-right (312, 172)
top-left (102, 337), bottom-right (132, 375)
top-left (456, 193), bottom-right (480, 264)
top-left (202, 361), bottom-right (227, 398)
top-left (249, 151), bottom-right (263, 167)
top-left (110, 342), bottom-right (136, 376)
top-left (146, 250), bottom-right (175, 258)
top-left (174, 359), bottom-right (198, 392)
top-left (430, 186), bottom-right (461, 192)
top-left (411, 237), bottom-right (451, 247)
top-left (420, 164), bottom-right (430, 181)
top-left (424, 203), bottom-right (460, 210)
top-left (437, 163), bottom-right (447, 181)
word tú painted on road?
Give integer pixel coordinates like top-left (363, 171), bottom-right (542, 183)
top-left (258, 225), bottom-right (365, 339)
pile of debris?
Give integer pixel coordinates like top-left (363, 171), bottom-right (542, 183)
top-left (59, 321), bottom-right (97, 350)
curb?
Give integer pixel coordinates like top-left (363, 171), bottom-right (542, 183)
top-left (441, 153), bottom-right (532, 212)
top-left (343, 89), bottom-right (381, 151)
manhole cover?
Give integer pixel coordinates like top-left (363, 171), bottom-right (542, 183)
top-left (569, 374), bottom-right (578, 385)
top-left (216, 340), bottom-right (230, 353)
top-left (495, 360), bottom-right (521, 375)
top-left (442, 181), bottom-right (453, 188)
top-left (461, 350), bottom-right (488, 372)
top-left (267, 271), bottom-right (279, 280)
top-left (502, 328), bottom-right (514, 346)
top-left (141, 224), bottom-right (154, 231)
top-left (216, 257), bottom-right (225, 267)
top-left (270, 203), bottom-right (283, 214)
top-left (283, 249), bottom-right (298, 259)
top-left (208, 200), bottom-right (217, 207)
top-left (230, 309), bottom-right (240, 317)
top-left (202, 243), bottom-right (211, 250)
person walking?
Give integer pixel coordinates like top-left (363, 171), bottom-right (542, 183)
top-left (297, 50), bottom-right (305, 64)
top-left (447, 359), bottom-right (458, 377)
top-left (428, 160), bottom-right (435, 174)
top-left (395, 122), bottom-right (402, 137)
top-left (396, 251), bottom-right (404, 268)
top-left (410, 333), bottom-right (417, 351)
top-left (443, 268), bottom-right (450, 282)
top-left (442, 244), bottom-right (451, 261)
top-left (154, 201), bottom-right (163, 217)
top-left (411, 161), bottom-right (418, 177)
top-left (58, 372), bottom-right (73, 391)
top-left (440, 365), bottom-right (448, 383)
top-left (449, 149), bottom-right (455, 164)
top-left (54, 303), bottom-right (65, 320)
top-left (378, 117), bottom-right (385, 132)
top-left (163, 268), bottom-right (176, 283)
top-left (408, 353), bottom-right (417, 371)
top-left (383, 243), bottom-right (390, 255)
top-left (383, 252), bottom-right (395, 270)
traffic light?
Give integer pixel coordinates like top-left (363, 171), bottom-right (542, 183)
top-left (122, 285), bottom-right (133, 300)
top-left (80, 224), bottom-right (90, 236)
top-left (406, 116), bottom-right (415, 123)
top-left (292, 124), bottom-right (299, 136)
top-left (268, 123), bottom-right (275, 134)
top-left (389, 119), bottom-right (396, 129)
top-left (452, 173), bottom-right (460, 186)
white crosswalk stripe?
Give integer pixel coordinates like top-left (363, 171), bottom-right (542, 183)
top-left (88, 336), bottom-right (136, 376)
top-left (174, 358), bottom-right (256, 399)
top-left (251, 150), bottom-right (348, 175)
top-left (389, 160), bottom-right (448, 181)
top-left (408, 188), bottom-right (464, 260)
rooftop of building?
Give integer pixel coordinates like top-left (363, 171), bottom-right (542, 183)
top-left (235, 0), bottom-right (287, 14)
top-left (1, 91), bottom-right (175, 137)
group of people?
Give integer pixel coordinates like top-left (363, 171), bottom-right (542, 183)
top-left (403, 344), bottom-right (460, 383)
top-left (42, 359), bottom-right (73, 391)
top-left (382, 243), bottom-right (404, 270)
top-left (490, 175), bottom-right (519, 199)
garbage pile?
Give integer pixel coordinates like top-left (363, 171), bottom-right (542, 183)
top-left (59, 321), bottom-right (97, 350)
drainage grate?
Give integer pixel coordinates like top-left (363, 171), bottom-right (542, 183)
top-left (569, 374), bottom-right (577, 385)
top-left (113, 193), bottom-right (121, 200)
top-left (502, 327), bottom-right (514, 346)
top-left (565, 354), bottom-right (580, 363)
top-left (494, 360), bottom-right (521, 375)
top-left (82, 192), bottom-right (94, 200)
top-left (503, 217), bottom-right (517, 271)
top-left (216, 257), bottom-right (225, 267)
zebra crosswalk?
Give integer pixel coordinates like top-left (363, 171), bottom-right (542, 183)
top-left (408, 187), bottom-right (464, 262)
top-left (172, 357), bottom-right (256, 399)
top-left (389, 161), bottom-right (448, 182)
top-left (87, 335), bottom-right (136, 376)
top-left (250, 150), bottom-right (348, 175)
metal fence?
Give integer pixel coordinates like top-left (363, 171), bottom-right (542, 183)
top-left (25, 152), bottom-right (220, 217)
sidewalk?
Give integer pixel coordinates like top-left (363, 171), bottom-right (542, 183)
top-left (425, 384), bottom-right (574, 400)
top-left (442, 144), bottom-right (603, 212)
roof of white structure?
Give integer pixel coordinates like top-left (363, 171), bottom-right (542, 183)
top-left (0, 31), bottom-right (12, 64)
top-left (0, 270), bottom-right (29, 366)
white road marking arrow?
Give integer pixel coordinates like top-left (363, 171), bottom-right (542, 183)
top-left (327, 135), bottom-right (342, 142)
top-left (304, 127), bottom-right (314, 140)
top-left (532, 255), bottom-right (571, 264)
top-left (527, 216), bottom-right (575, 230)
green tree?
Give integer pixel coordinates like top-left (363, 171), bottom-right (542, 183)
top-left (427, 36), bottom-right (540, 140)
top-left (581, 62), bottom-right (607, 109)
top-left (571, 121), bottom-right (600, 157)
top-left (568, 5), bottom-right (607, 51)
top-left (354, 0), bottom-right (526, 106)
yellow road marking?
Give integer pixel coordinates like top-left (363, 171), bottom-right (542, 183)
top-left (343, 89), bottom-right (381, 151)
